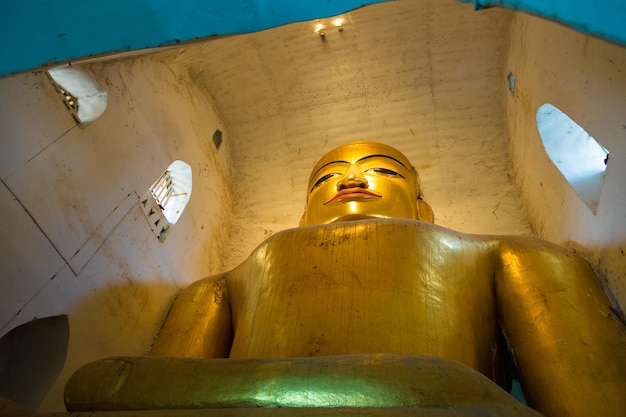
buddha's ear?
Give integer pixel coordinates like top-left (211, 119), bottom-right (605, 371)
top-left (299, 212), bottom-right (306, 226)
top-left (416, 199), bottom-right (434, 223)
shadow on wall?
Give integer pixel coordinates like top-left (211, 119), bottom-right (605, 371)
top-left (38, 279), bottom-right (179, 412)
top-left (0, 315), bottom-right (69, 409)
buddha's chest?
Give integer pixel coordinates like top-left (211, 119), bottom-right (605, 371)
top-left (227, 220), bottom-right (498, 370)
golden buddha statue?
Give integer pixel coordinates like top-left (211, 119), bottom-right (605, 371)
top-left (66, 141), bottom-right (626, 417)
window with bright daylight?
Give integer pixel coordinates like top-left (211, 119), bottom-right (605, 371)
top-left (140, 160), bottom-right (192, 240)
top-left (536, 103), bottom-right (609, 213)
top-left (47, 66), bottom-right (108, 124)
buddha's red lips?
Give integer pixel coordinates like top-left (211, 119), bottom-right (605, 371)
top-left (324, 188), bottom-right (382, 205)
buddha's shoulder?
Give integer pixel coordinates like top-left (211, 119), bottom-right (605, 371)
top-left (256, 219), bottom-right (575, 257)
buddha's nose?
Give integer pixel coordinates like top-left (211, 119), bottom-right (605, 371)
top-left (337, 164), bottom-right (369, 190)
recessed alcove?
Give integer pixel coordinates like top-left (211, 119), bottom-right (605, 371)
top-left (47, 66), bottom-right (108, 125)
top-left (536, 103), bottom-right (608, 213)
top-left (141, 160), bottom-right (193, 240)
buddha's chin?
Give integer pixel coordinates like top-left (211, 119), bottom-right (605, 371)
top-left (330, 214), bottom-right (385, 223)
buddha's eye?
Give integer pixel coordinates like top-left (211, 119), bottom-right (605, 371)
top-left (365, 167), bottom-right (405, 178)
top-left (311, 172), bottom-right (340, 192)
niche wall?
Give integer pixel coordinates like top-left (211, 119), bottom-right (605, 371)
top-left (506, 12), bottom-right (626, 309)
top-left (0, 55), bottom-right (233, 410)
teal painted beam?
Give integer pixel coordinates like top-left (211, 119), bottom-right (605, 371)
top-left (0, 0), bottom-right (386, 77)
top-left (459, 0), bottom-right (626, 47)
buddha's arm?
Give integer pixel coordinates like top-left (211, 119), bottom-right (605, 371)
top-left (149, 274), bottom-right (233, 358)
top-left (495, 238), bottom-right (626, 417)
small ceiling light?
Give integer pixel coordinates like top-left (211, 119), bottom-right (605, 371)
top-left (314, 22), bottom-right (325, 38)
top-left (333, 18), bottom-right (344, 32)
top-left (314, 16), bottom-right (346, 40)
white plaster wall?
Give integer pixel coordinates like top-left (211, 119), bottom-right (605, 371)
top-left (505, 13), bottom-right (626, 309)
top-left (0, 56), bottom-right (233, 410)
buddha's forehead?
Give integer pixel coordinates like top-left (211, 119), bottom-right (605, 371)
top-left (309, 141), bottom-right (414, 181)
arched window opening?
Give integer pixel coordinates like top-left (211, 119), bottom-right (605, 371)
top-left (140, 160), bottom-right (192, 240)
top-left (536, 103), bottom-right (609, 213)
top-left (47, 66), bottom-right (108, 125)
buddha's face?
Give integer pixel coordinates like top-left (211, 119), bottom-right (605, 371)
top-left (301, 142), bottom-right (421, 226)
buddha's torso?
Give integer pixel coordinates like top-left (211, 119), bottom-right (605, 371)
top-left (227, 219), bottom-right (500, 377)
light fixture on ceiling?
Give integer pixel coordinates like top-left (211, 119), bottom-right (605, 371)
top-left (314, 17), bottom-right (345, 39)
